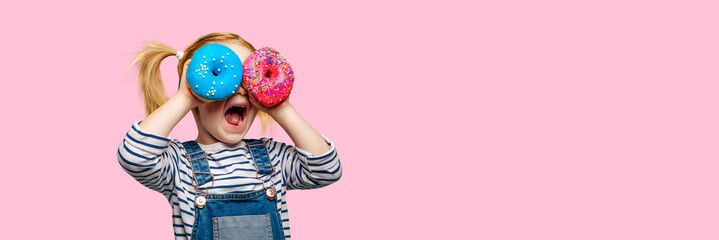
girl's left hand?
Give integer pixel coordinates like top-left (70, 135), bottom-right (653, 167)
top-left (248, 92), bottom-right (292, 119)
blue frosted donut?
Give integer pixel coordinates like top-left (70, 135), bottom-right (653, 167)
top-left (186, 43), bottom-right (243, 101)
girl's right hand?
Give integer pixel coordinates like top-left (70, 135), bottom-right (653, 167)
top-left (177, 60), bottom-right (202, 108)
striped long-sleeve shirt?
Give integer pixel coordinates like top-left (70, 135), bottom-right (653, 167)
top-left (117, 121), bottom-right (342, 239)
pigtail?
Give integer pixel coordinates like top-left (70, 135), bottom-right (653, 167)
top-left (130, 42), bottom-right (178, 115)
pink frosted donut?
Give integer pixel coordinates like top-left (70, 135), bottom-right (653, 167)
top-left (242, 47), bottom-right (294, 107)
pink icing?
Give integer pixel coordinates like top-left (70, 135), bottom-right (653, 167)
top-left (242, 47), bottom-right (294, 107)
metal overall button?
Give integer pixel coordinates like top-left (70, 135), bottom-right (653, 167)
top-left (255, 163), bottom-right (277, 201)
top-left (191, 172), bottom-right (214, 209)
top-left (262, 178), bottom-right (277, 201)
top-left (195, 196), bottom-right (207, 208)
top-left (265, 188), bottom-right (276, 201)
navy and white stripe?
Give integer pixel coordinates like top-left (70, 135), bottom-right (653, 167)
top-left (118, 121), bottom-right (342, 239)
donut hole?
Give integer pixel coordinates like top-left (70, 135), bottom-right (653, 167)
top-left (264, 69), bottom-right (275, 79)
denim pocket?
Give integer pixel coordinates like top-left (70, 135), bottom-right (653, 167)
top-left (212, 214), bottom-right (272, 240)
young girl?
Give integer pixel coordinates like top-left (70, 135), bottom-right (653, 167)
top-left (118, 32), bottom-right (342, 240)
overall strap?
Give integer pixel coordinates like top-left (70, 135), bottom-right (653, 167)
top-left (245, 139), bottom-right (273, 174)
top-left (181, 141), bottom-right (214, 187)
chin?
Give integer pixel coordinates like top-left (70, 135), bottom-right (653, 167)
top-left (216, 118), bottom-right (253, 144)
top-left (220, 135), bottom-right (246, 144)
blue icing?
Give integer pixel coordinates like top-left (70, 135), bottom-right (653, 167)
top-left (186, 43), bottom-right (243, 101)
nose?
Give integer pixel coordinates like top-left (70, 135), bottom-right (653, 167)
top-left (237, 85), bottom-right (248, 96)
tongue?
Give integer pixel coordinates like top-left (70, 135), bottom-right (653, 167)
top-left (225, 110), bottom-right (241, 125)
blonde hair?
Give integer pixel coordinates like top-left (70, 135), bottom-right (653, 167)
top-left (129, 32), bottom-right (274, 133)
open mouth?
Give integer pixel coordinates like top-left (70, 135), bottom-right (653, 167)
top-left (224, 105), bottom-right (247, 126)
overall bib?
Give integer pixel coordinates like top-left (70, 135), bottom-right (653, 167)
top-left (183, 139), bottom-right (285, 240)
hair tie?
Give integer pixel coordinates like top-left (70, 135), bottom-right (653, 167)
top-left (176, 50), bottom-right (184, 59)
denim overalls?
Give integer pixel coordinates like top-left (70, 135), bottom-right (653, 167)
top-left (182, 139), bottom-right (285, 240)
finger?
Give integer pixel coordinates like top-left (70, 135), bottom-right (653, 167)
top-left (180, 60), bottom-right (193, 90)
top-left (181, 60), bottom-right (191, 80)
top-left (247, 92), bottom-right (265, 110)
top-left (247, 92), bottom-right (259, 105)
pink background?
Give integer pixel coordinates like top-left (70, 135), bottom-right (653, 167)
top-left (2, 0), bottom-right (718, 239)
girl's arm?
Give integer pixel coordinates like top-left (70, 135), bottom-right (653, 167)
top-left (139, 61), bottom-right (199, 137)
top-left (249, 97), bottom-right (330, 156)
top-left (117, 124), bottom-right (184, 196)
top-left (249, 96), bottom-right (342, 190)
top-left (117, 61), bottom-right (196, 196)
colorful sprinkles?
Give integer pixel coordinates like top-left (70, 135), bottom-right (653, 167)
top-left (242, 47), bottom-right (294, 107)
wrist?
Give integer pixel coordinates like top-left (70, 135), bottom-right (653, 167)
top-left (172, 92), bottom-right (197, 109)
top-left (269, 102), bottom-right (294, 122)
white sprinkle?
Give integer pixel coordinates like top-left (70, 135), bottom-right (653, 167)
top-left (212, 92), bottom-right (215, 96)
top-left (224, 66), bottom-right (227, 69)
top-left (198, 73), bottom-right (201, 76)
top-left (203, 56), bottom-right (206, 59)
top-left (218, 69), bottom-right (221, 72)
top-left (221, 82), bottom-right (223, 86)
top-left (206, 93), bottom-right (209, 96)
top-left (235, 85), bottom-right (238, 88)
top-left (212, 81), bottom-right (215, 85)
top-left (220, 60), bottom-right (223, 63)
top-left (195, 85), bottom-right (198, 89)
top-left (233, 75), bottom-right (236, 78)
top-left (213, 58), bottom-right (216, 61)
top-left (222, 56), bottom-right (225, 59)
top-left (202, 76), bottom-right (205, 79)
top-left (232, 91), bottom-right (235, 94)
top-left (231, 65), bottom-right (234, 69)
top-left (227, 53), bottom-right (230, 55)
top-left (211, 87), bottom-right (214, 89)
